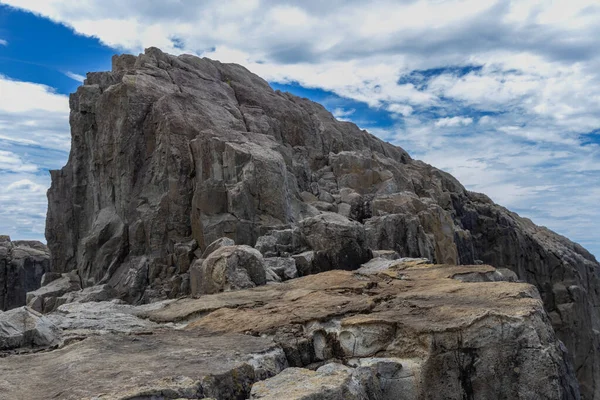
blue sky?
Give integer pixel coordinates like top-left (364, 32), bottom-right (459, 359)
top-left (0, 1), bottom-right (599, 258)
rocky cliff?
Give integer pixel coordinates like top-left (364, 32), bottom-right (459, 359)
top-left (0, 236), bottom-right (50, 311)
top-left (45, 47), bottom-right (600, 398)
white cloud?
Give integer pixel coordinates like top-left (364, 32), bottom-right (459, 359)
top-left (0, 39), bottom-right (7, 46)
top-left (0, 74), bottom-right (69, 114)
top-left (1, 0), bottom-right (600, 255)
top-left (64, 71), bottom-right (85, 82)
top-left (387, 104), bottom-right (413, 116)
top-left (0, 150), bottom-right (37, 172)
top-left (0, 172), bottom-right (50, 242)
top-left (434, 116), bottom-right (473, 128)
top-left (0, 75), bottom-right (70, 151)
top-left (332, 108), bottom-right (355, 120)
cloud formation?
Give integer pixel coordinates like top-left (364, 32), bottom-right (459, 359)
top-left (1, 0), bottom-right (599, 255)
top-left (64, 71), bottom-right (85, 82)
top-left (0, 74), bottom-right (70, 241)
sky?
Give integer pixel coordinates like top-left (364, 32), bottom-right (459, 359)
top-left (0, 1), bottom-right (598, 258)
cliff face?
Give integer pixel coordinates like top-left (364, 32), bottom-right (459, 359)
top-left (0, 236), bottom-right (50, 311)
top-left (47, 47), bottom-right (600, 397)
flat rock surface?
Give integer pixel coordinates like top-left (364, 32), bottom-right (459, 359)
top-left (0, 262), bottom-right (580, 399)
top-left (0, 331), bottom-right (283, 400)
top-left (146, 262), bottom-right (537, 334)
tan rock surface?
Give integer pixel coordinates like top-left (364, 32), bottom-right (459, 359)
top-left (0, 262), bottom-right (580, 399)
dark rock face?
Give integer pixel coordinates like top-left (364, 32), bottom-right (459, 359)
top-left (0, 236), bottom-right (50, 311)
top-left (46, 47), bottom-right (600, 397)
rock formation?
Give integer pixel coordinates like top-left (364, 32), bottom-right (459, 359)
top-left (0, 261), bottom-right (581, 399)
top-left (39, 47), bottom-right (600, 397)
top-left (0, 235), bottom-right (50, 311)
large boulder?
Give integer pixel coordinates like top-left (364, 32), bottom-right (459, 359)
top-left (26, 271), bottom-right (82, 313)
top-left (0, 306), bottom-right (60, 350)
top-left (191, 245), bottom-right (266, 295)
top-left (299, 213), bottom-right (371, 272)
top-left (250, 363), bottom-right (382, 400)
top-left (0, 236), bottom-right (51, 311)
top-left (264, 257), bottom-right (298, 281)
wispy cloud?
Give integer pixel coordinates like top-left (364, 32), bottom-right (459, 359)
top-left (64, 71), bottom-right (85, 82)
top-left (434, 116), bottom-right (473, 128)
top-left (0, 39), bottom-right (7, 46)
top-left (332, 107), bottom-right (355, 120)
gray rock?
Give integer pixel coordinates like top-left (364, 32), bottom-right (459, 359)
top-left (1, 262), bottom-right (581, 399)
top-left (255, 228), bottom-right (309, 258)
top-left (292, 251), bottom-right (316, 277)
top-left (250, 363), bottom-right (379, 400)
top-left (299, 213), bottom-right (371, 272)
top-left (0, 236), bottom-right (50, 311)
top-left (46, 300), bottom-right (162, 336)
top-left (44, 47), bottom-right (600, 397)
top-left (201, 236), bottom-right (234, 259)
top-left (173, 239), bottom-right (198, 273)
top-left (371, 249), bottom-right (400, 260)
top-left (0, 307), bottom-right (60, 350)
top-left (191, 245), bottom-right (266, 295)
top-left (189, 258), bottom-right (205, 296)
top-left (357, 258), bottom-right (400, 275)
top-left (347, 358), bottom-right (421, 400)
top-left (264, 257), bottom-right (298, 281)
top-left (59, 284), bottom-right (118, 304)
top-left (40, 272), bottom-right (62, 287)
top-left (26, 271), bottom-right (82, 313)
top-left (0, 330), bottom-right (287, 400)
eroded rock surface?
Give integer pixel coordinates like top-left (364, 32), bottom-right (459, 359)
top-left (0, 236), bottom-right (50, 311)
top-left (44, 47), bottom-right (600, 396)
top-left (0, 262), bottom-right (580, 399)
top-left (0, 306), bottom-right (60, 351)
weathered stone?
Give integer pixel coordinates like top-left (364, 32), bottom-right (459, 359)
top-left (0, 237), bottom-right (50, 311)
top-left (292, 251), bottom-right (316, 277)
top-left (299, 213), bottom-right (371, 272)
top-left (254, 228), bottom-right (309, 258)
top-left (145, 263), bottom-right (580, 399)
top-left (26, 271), bottom-right (82, 313)
top-left (40, 272), bottom-right (62, 287)
top-left (371, 249), bottom-right (400, 260)
top-left (201, 236), bottom-right (234, 259)
top-left (45, 300), bottom-right (163, 337)
top-left (0, 331), bottom-right (287, 400)
top-left (58, 284), bottom-right (118, 304)
top-left (43, 47), bottom-right (600, 396)
top-left (191, 245), bottom-right (266, 295)
top-left (0, 307), bottom-right (60, 350)
top-left (0, 262), bottom-right (582, 399)
top-left (347, 358), bottom-right (421, 400)
top-left (250, 363), bottom-right (381, 400)
top-left (264, 257), bottom-right (298, 281)
top-left (173, 239), bottom-right (198, 273)
top-left (189, 258), bottom-right (205, 296)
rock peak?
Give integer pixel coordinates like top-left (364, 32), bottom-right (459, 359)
top-left (40, 48), bottom-right (600, 397)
